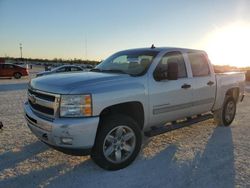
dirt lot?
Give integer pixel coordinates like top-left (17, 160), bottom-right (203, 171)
top-left (0, 69), bottom-right (250, 188)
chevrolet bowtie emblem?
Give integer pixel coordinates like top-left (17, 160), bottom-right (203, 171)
top-left (30, 94), bottom-right (36, 104)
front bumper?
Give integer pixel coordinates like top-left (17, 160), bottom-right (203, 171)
top-left (24, 101), bottom-right (99, 155)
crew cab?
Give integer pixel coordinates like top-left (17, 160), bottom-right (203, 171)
top-left (24, 47), bottom-right (245, 170)
top-left (0, 63), bottom-right (29, 79)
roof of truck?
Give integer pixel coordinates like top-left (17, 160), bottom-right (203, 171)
top-left (119, 46), bottom-right (206, 53)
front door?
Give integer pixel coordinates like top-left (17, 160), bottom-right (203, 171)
top-left (148, 51), bottom-right (195, 127)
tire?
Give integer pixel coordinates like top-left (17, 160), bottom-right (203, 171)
top-left (14, 72), bottom-right (22, 79)
top-left (213, 96), bottom-right (236, 126)
top-left (91, 114), bottom-right (142, 170)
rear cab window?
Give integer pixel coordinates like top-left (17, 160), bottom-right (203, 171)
top-left (188, 52), bottom-right (210, 77)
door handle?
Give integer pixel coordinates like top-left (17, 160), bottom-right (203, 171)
top-left (181, 84), bottom-right (191, 89)
top-left (207, 81), bottom-right (214, 86)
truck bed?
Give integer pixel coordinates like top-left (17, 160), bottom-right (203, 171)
top-left (213, 72), bottom-right (245, 110)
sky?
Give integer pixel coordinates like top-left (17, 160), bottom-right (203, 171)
top-left (0, 0), bottom-right (250, 66)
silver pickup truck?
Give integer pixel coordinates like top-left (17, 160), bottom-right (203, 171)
top-left (24, 47), bottom-right (245, 170)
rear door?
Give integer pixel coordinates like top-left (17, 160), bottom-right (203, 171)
top-left (148, 51), bottom-right (195, 127)
top-left (186, 52), bottom-right (216, 114)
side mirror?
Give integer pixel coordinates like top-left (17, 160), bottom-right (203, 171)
top-left (154, 64), bottom-right (168, 81)
top-left (167, 62), bottom-right (178, 80)
top-left (154, 62), bottom-right (179, 81)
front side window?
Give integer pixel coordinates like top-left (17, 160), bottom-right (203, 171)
top-left (55, 67), bottom-right (66, 72)
top-left (188, 52), bottom-right (210, 77)
top-left (94, 50), bottom-right (159, 76)
top-left (71, 67), bottom-right (82, 71)
top-left (154, 51), bottom-right (187, 80)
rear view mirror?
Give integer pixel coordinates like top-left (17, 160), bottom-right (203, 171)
top-left (167, 62), bottom-right (178, 80)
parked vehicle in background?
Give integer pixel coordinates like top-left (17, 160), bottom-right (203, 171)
top-left (246, 70), bottom-right (250, 81)
top-left (79, 64), bottom-right (94, 70)
top-left (24, 47), bottom-right (245, 170)
top-left (0, 63), bottom-right (29, 79)
top-left (0, 58), bottom-right (5, 64)
top-left (36, 65), bottom-right (85, 77)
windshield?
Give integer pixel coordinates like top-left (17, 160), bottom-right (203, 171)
top-left (94, 50), bottom-right (159, 76)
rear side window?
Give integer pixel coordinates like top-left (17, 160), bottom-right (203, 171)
top-left (154, 51), bottom-right (187, 79)
top-left (188, 52), bottom-right (210, 77)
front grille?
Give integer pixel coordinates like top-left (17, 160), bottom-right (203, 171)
top-left (28, 88), bottom-right (60, 118)
top-left (29, 99), bottom-right (54, 115)
top-left (28, 89), bottom-right (55, 102)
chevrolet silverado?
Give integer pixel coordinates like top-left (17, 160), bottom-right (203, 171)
top-left (24, 47), bottom-right (245, 170)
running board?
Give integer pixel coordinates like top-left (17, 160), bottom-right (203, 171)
top-left (144, 114), bottom-right (213, 137)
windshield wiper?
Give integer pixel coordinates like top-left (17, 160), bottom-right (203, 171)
top-left (102, 69), bottom-right (127, 74)
top-left (90, 68), bottom-right (135, 76)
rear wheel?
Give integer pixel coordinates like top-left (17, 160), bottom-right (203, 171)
top-left (91, 114), bottom-right (142, 170)
top-left (14, 72), bottom-right (22, 79)
top-left (213, 96), bottom-right (236, 126)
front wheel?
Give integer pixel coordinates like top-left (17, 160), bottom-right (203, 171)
top-left (91, 114), bottom-right (142, 170)
top-left (14, 72), bottom-right (22, 79)
top-left (213, 96), bottom-right (236, 126)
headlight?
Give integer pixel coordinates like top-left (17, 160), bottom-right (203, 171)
top-left (60, 94), bottom-right (92, 117)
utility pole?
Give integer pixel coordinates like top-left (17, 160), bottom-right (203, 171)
top-left (19, 43), bottom-right (23, 59)
top-left (84, 35), bottom-right (87, 61)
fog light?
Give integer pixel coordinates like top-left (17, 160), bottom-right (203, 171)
top-left (61, 137), bottom-right (73, 145)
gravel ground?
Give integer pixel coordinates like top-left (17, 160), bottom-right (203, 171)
top-left (0, 72), bottom-right (249, 188)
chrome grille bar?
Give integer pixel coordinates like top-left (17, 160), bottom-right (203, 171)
top-left (28, 88), bottom-right (60, 119)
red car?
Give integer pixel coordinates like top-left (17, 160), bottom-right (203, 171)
top-left (0, 63), bottom-right (29, 79)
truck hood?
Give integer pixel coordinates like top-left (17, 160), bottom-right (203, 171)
top-left (30, 72), bottom-right (131, 94)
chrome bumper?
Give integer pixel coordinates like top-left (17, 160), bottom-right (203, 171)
top-left (24, 101), bottom-right (99, 150)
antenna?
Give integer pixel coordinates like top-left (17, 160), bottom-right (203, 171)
top-left (151, 44), bottom-right (155, 49)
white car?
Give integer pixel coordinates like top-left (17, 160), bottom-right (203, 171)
top-left (36, 65), bottom-right (85, 77)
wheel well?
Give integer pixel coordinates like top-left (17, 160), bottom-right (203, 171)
top-left (225, 88), bottom-right (239, 102)
top-left (99, 102), bottom-right (145, 129)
